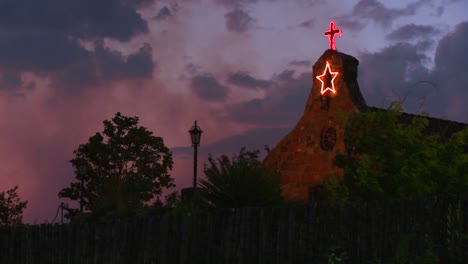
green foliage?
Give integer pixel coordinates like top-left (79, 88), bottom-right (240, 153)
top-left (323, 176), bottom-right (349, 207)
top-left (446, 200), bottom-right (467, 259)
top-left (199, 147), bottom-right (283, 208)
top-left (163, 191), bottom-right (181, 209)
top-left (332, 102), bottom-right (468, 202)
top-left (366, 232), bottom-right (440, 264)
top-left (435, 128), bottom-right (468, 194)
top-left (58, 112), bottom-right (174, 218)
top-left (0, 186), bottom-right (28, 226)
top-left (392, 233), bottom-right (439, 264)
top-left (327, 245), bottom-right (348, 264)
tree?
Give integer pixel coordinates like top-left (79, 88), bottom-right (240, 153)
top-left (433, 126), bottom-right (468, 194)
top-left (0, 186), bottom-right (28, 226)
top-left (58, 112), bottom-right (174, 218)
top-left (199, 147), bottom-right (283, 208)
top-left (331, 102), bottom-right (468, 202)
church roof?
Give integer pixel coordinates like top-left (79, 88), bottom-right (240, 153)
top-left (368, 106), bottom-right (468, 140)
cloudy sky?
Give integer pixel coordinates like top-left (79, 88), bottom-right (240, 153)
top-left (0, 0), bottom-right (467, 223)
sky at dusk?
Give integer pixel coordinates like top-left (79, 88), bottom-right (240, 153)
top-left (0, 0), bottom-right (467, 223)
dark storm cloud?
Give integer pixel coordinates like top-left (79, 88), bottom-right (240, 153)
top-left (125, 44), bottom-right (155, 78)
top-left (358, 42), bottom-right (431, 110)
top-left (0, 0), bottom-right (155, 92)
top-left (0, 0), bottom-right (149, 42)
top-left (0, 29), bottom-right (88, 73)
top-left (0, 72), bottom-right (35, 97)
top-left (225, 8), bottom-right (255, 33)
top-left (225, 70), bottom-right (310, 125)
top-left (338, 0), bottom-right (430, 30)
top-left (386, 24), bottom-right (441, 41)
top-left (358, 21), bottom-right (468, 121)
top-left (430, 20), bottom-right (468, 120)
top-left (273, 69), bottom-right (295, 81)
top-left (120, 0), bottom-right (154, 8)
top-left (214, 0), bottom-right (324, 7)
top-left (227, 71), bottom-right (270, 89)
top-left (155, 6), bottom-right (172, 20)
top-left (0, 28), bottom-right (155, 91)
top-left (0, 72), bottom-right (23, 91)
top-left (433, 21), bottom-right (468, 76)
top-left (214, 0), bottom-right (259, 7)
top-left (51, 57), bottom-right (98, 90)
top-left (94, 42), bottom-right (154, 80)
top-left (53, 42), bottom-right (154, 90)
top-left (178, 63), bottom-right (201, 81)
top-left (434, 0), bottom-right (464, 16)
top-left (299, 19), bottom-right (315, 29)
top-left (185, 63), bottom-right (201, 75)
top-left (191, 73), bottom-right (230, 101)
top-left (336, 17), bottom-right (364, 31)
top-left (288, 60), bottom-right (311, 67)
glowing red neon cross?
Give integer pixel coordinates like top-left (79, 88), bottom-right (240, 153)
top-left (324, 21), bottom-right (342, 50)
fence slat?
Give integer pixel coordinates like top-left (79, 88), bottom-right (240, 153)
top-left (0, 195), bottom-right (466, 263)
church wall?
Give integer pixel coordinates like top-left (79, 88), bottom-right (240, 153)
top-left (263, 50), bottom-right (364, 202)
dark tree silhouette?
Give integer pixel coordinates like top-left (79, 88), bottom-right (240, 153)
top-left (330, 102), bottom-right (468, 202)
top-left (0, 186), bottom-right (28, 226)
top-left (59, 112), bottom-right (174, 218)
top-left (199, 148), bottom-right (282, 208)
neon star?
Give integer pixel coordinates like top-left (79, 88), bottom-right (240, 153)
top-left (316, 61), bottom-right (338, 95)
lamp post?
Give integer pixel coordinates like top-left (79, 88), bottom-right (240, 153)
top-left (189, 121), bottom-right (203, 191)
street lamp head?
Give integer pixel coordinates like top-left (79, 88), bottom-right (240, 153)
top-left (189, 120), bottom-right (203, 146)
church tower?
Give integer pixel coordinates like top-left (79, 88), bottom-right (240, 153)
top-left (263, 22), bottom-right (368, 201)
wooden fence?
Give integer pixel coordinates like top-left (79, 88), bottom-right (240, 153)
top-left (0, 195), bottom-right (466, 264)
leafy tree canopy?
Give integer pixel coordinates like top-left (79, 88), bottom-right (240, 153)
top-left (331, 102), bottom-right (468, 202)
top-left (199, 147), bottom-right (283, 208)
top-left (0, 186), bottom-right (28, 226)
top-left (58, 112), bottom-right (174, 218)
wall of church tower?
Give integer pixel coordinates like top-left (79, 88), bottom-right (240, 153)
top-left (263, 50), bottom-right (367, 202)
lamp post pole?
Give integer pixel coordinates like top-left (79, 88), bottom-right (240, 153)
top-left (189, 121), bottom-right (203, 198)
top-left (193, 142), bottom-right (198, 189)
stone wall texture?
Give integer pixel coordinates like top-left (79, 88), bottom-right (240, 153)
top-left (263, 49), bottom-right (367, 202)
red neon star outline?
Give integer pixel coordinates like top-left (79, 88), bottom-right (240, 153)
top-left (316, 61), bottom-right (338, 95)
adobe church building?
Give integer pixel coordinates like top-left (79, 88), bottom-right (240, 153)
top-left (263, 21), bottom-right (468, 202)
